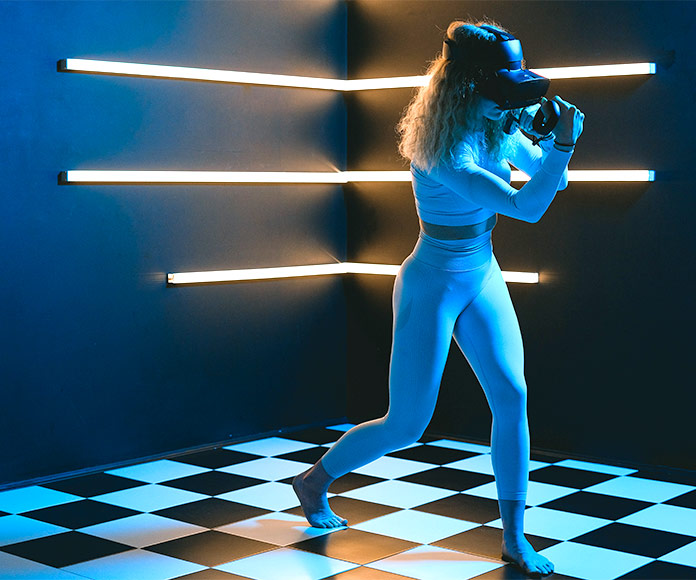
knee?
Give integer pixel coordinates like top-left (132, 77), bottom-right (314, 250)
top-left (496, 378), bottom-right (527, 411)
top-left (383, 415), bottom-right (428, 449)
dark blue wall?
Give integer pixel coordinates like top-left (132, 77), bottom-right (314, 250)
top-left (0, 0), bottom-right (347, 488)
top-left (345, 1), bottom-right (696, 471)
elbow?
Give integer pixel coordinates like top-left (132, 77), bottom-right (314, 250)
top-left (557, 170), bottom-right (569, 191)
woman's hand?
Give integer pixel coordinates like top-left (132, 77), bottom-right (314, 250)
top-left (551, 96), bottom-right (584, 145)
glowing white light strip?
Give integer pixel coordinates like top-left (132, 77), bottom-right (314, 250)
top-left (343, 171), bottom-right (412, 182)
top-left (61, 170), bottom-right (348, 184)
top-left (343, 262), bottom-right (401, 276)
top-left (60, 59), bottom-right (656, 91)
top-left (167, 263), bottom-right (538, 284)
top-left (531, 62), bottom-right (656, 79)
top-left (351, 63), bottom-right (658, 88)
top-left (344, 76), bottom-right (429, 90)
top-left (167, 263), bottom-right (348, 284)
top-left (62, 170), bottom-right (654, 184)
top-left (59, 58), bottom-right (344, 91)
top-left (512, 170), bottom-right (654, 182)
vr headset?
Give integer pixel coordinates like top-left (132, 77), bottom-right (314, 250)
top-left (443, 25), bottom-right (550, 110)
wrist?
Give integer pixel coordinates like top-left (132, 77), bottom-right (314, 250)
top-left (553, 139), bottom-right (575, 152)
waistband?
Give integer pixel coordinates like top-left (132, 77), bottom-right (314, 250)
top-left (419, 214), bottom-right (497, 240)
top-left (411, 232), bottom-right (493, 272)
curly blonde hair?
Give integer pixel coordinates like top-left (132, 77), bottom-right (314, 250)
top-left (397, 19), bottom-right (519, 172)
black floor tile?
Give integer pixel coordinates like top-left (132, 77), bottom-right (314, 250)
top-left (277, 471), bottom-right (387, 493)
top-left (290, 527), bottom-right (419, 565)
top-left (276, 447), bottom-right (328, 464)
top-left (529, 451), bottom-right (564, 464)
top-left (432, 525), bottom-right (559, 561)
top-left (173, 570), bottom-right (254, 580)
top-left (417, 432), bottom-right (447, 444)
top-left (617, 559), bottom-right (696, 579)
top-left (324, 472), bottom-right (388, 494)
top-left (23, 499), bottom-right (139, 529)
top-left (631, 466), bottom-right (696, 486)
top-left (145, 530), bottom-right (276, 567)
top-left (153, 498), bottom-right (268, 528)
top-left (279, 427), bottom-right (342, 445)
top-left (413, 492), bottom-right (501, 524)
top-left (173, 448), bottom-right (261, 469)
top-left (284, 496), bottom-right (400, 526)
top-left (397, 466), bottom-right (495, 492)
top-left (571, 522), bottom-right (695, 559)
top-left (40, 472), bottom-right (145, 497)
top-left (529, 465), bottom-right (617, 488)
top-left (330, 566), bottom-right (416, 579)
top-left (473, 565), bottom-right (581, 579)
top-left (537, 491), bottom-right (652, 520)
top-left (386, 445), bottom-right (478, 465)
top-left (1, 530), bottom-right (131, 567)
top-left (665, 488), bottom-right (696, 509)
top-left (162, 471), bottom-right (260, 495)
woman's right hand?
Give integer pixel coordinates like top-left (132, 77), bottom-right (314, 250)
top-left (551, 95), bottom-right (585, 145)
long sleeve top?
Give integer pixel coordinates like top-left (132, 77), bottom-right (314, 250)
top-left (410, 130), bottom-right (573, 225)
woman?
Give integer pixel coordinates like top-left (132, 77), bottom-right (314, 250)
top-left (293, 19), bottom-right (584, 578)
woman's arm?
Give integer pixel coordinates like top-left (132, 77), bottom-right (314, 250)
top-left (509, 131), bottom-right (569, 191)
top-left (433, 145), bottom-right (573, 223)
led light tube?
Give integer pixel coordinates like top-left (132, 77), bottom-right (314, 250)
top-left (59, 59), bottom-right (344, 91)
top-left (60, 170), bottom-right (348, 184)
top-left (59, 59), bottom-right (656, 91)
top-left (512, 170), bottom-right (654, 182)
top-left (167, 263), bottom-right (539, 284)
top-left (61, 170), bottom-right (654, 184)
top-left (531, 62), bottom-right (656, 79)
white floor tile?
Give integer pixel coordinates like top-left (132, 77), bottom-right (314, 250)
top-left (92, 484), bottom-right (208, 512)
top-left (618, 503), bottom-right (696, 536)
top-left (442, 455), bottom-right (548, 475)
top-left (0, 486), bottom-right (81, 514)
top-left (539, 541), bottom-right (652, 580)
top-left (216, 546), bottom-right (357, 580)
top-left (223, 437), bottom-right (317, 457)
top-left (63, 548), bottom-right (204, 580)
top-left (0, 552), bottom-right (85, 579)
top-left (217, 512), bottom-right (340, 546)
top-left (366, 544), bottom-right (502, 580)
top-left (427, 440), bottom-right (491, 454)
top-left (659, 539), bottom-right (696, 567)
top-left (105, 460), bottom-right (209, 484)
top-left (339, 479), bottom-right (457, 509)
top-left (351, 509), bottom-right (480, 544)
top-left (525, 481), bottom-right (579, 506)
top-left (218, 457), bottom-right (312, 481)
top-left (445, 454), bottom-right (494, 475)
top-left (326, 423), bottom-right (356, 432)
top-left (80, 513), bottom-right (207, 548)
top-left (585, 476), bottom-right (694, 503)
top-left (460, 482), bottom-right (498, 501)
top-left (553, 459), bottom-right (636, 476)
top-left (216, 482), bottom-right (300, 512)
top-left (0, 514), bottom-right (67, 546)
top-left (485, 507), bottom-right (612, 541)
top-left (352, 455), bottom-right (435, 479)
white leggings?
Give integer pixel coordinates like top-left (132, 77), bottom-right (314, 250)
top-left (321, 232), bottom-right (530, 501)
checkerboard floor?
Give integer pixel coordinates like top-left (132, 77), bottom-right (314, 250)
top-left (2, 424), bottom-right (696, 580)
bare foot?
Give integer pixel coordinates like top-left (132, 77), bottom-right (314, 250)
top-left (292, 469), bottom-right (347, 529)
top-left (502, 536), bottom-right (554, 577)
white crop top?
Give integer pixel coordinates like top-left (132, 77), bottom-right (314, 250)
top-left (410, 130), bottom-right (572, 226)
